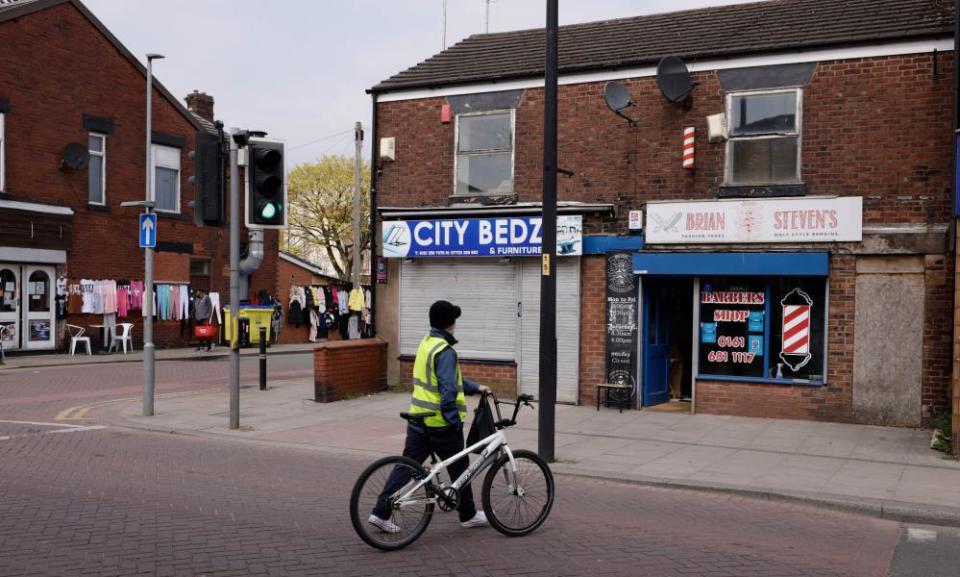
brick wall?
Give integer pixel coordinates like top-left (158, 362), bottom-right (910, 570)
top-left (923, 254), bottom-right (954, 421)
top-left (0, 3), bottom-right (280, 350)
top-left (578, 256), bottom-right (606, 407)
top-left (314, 339), bottom-right (387, 402)
top-left (398, 358), bottom-right (517, 397)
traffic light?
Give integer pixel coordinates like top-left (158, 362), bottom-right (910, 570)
top-left (246, 139), bottom-right (286, 228)
top-left (189, 130), bottom-right (225, 226)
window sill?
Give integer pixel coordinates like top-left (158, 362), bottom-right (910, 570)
top-left (697, 374), bottom-right (824, 387)
top-left (398, 353), bottom-right (516, 366)
top-left (87, 203), bottom-right (110, 213)
top-left (154, 211), bottom-right (188, 220)
top-left (448, 192), bottom-right (519, 206)
top-left (717, 183), bottom-right (806, 198)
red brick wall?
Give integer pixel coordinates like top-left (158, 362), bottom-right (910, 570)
top-left (696, 255), bottom-right (857, 420)
top-left (0, 3), bottom-right (280, 349)
top-left (923, 254), bottom-right (954, 420)
top-left (578, 256), bottom-right (606, 407)
top-left (398, 358), bottom-right (517, 397)
top-left (314, 339), bottom-right (387, 402)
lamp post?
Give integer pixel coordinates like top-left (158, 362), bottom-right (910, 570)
top-left (143, 53), bottom-right (164, 417)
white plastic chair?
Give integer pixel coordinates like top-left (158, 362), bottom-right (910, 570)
top-left (108, 322), bottom-right (134, 354)
top-left (67, 324), bottom-right (91, 356)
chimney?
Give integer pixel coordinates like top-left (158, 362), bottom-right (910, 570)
top-left (185, 90), bottom-right (215, 122)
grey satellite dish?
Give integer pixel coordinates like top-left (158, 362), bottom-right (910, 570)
top-left (656, 56), bottom-right (697, 104)
top-left (603, 81), bottom-right (638, 124)
top-left (60, 142), bottom-right (89, 170)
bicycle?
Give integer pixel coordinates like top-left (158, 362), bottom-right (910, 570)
top-left (349, 392), bottom-right (555, 551)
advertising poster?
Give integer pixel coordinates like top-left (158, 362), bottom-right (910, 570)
top-left (605, 253), bottom-right (638, 396)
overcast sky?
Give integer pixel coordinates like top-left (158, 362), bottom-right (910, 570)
top-left (83, 0), bottom-right (755, 167)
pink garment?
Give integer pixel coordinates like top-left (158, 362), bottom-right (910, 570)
top-left (130, 281), bottom-right (143, 310)
top-left (117, 287), bottom-right (129, 318)
top-left (171, 286), bottom-right (179, 320)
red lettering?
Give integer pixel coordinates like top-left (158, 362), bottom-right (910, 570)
top-left (828, 209), bottom-right (838, 228)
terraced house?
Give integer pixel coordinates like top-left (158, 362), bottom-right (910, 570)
top-left (369, 0), bottom-right (956, 428)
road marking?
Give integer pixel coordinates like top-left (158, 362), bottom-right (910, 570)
top-left (55, 389), bottom-right (209, 421)
top-left (0, 419), bottom-right (106, 441)
top-left (907, 528), bottom-right (938, 543)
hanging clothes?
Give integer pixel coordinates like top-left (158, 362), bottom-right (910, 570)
top-left (209, 291), bottom-right (222, 324)
top-left (130, 280), bottom-right (143, 310)
top-left (308, 308), bottom-right (319, 342)
top-left (348, 288), bottom-right (364, 313)
top-left (67, 284), bottom-right (83, 315)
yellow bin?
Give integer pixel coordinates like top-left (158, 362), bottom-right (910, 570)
top-left (222, 306), bottom-right (273, 346)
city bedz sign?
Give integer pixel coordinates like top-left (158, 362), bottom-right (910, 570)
top-left (646, 197), bottom-right (862, 244)
top-left (382, 215), bottom-right (582, 258)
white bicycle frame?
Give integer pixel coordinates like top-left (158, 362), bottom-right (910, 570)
top-left (393, 428), bottom-right (518, 508)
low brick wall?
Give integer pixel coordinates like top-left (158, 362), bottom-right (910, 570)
top-left (398, 357), bottom-right (517, 397)
top-left (314, 339), bottom-right (387, 402)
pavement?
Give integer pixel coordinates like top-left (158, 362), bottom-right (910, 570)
top-left (0, 342), bottom-right (318, 371)
top-left (92, 377), bottom-right (960, 529)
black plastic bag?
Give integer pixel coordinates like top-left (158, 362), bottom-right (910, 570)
top-left (466, 394), bottom-right (496, 452)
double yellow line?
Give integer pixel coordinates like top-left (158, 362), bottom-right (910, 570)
top-left (55, 390), bottom-right (207, 421)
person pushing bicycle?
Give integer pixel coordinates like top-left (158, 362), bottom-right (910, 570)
top-left (369, 300), bottom-right (491, 533)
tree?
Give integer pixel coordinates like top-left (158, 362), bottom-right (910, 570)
top-left (283, 155), bottom-right (371, 281)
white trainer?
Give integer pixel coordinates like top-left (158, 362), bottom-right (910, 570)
top-left (368, 514), bottom-right (401, 533)
top-left (461, 511), bottom-right (488, 528)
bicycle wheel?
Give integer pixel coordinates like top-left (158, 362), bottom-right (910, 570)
top-left (350, 455), bottom-right (434, 551)
top-left (482, 449), bottom-right (554, 537)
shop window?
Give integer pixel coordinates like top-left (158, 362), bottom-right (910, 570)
top-left (455, 111), bottom-right (514, 196)
top-left (0, 268), bottom-right (15, 312)
top-left (88, 133), bottom-right (106, 205)
top-left (698, 275), bottom-right (826, 383)
top-left (151, 144), bottom-right (180, 213)
top-left (0, 113), bottom-right (5, 192)
top-left (726, 89), bottom-right (801, 185)
top-left (28, 270), bottom-right (50, 313)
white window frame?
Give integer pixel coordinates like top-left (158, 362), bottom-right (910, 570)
top-left (151, 144), bottom-right (181, 213)
top-left (88, 132), bottom-right (106, 206)
top-left (724, 88), bottom-right (803, 186)
top-left (0, 113), bottom-right (5, 193)
top-left (453, 109), bottom-right (515, 196)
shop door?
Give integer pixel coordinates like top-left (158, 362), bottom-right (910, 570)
top-left (518, 257), bottom-right (580, 404)
top-left (0, 264), bottom-right (20, 350)
top-left (642, 281), bottom-right (670, 406)
top-left (22, 266), bottom-right (55, 350)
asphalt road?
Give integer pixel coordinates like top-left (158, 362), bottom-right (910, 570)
top-left (0, 355), bottom-right (956, 577)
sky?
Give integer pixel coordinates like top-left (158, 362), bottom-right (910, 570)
top-left (83, 0), bottom-right (756, 168)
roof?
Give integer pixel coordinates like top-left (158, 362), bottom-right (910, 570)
top-left (190, 111), bottom-right (217, 135)
top-left (373, 0), bottom-right (954, 92)
top-left (0, 0), bottom-right (204, 132)
top-left (279, 252), bottom-right (340, 280)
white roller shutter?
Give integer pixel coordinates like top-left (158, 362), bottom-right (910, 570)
top-left (400, 259), bottom-right (517, 360)
top-left (518, 257), bottom-right (580, 404)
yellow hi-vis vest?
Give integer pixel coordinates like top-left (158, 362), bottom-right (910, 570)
top-left (409, 334), bottom-right (466, 428)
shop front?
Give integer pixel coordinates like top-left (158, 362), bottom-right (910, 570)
top-left (381, 210), bottom-right (586, 401)
top-left (0, 253), bottom-right (63, 353)
top-left (636, 196), bottom-right (862, 415)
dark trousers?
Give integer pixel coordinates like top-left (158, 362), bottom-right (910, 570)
top-left (373, 424), bottom-right (477, 523)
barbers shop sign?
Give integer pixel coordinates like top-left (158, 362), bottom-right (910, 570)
top-left (381, 215), bottom-right (582, 258)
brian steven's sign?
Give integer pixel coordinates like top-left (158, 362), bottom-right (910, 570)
top-left (382, 215), bottom-right (582, 258)
top-left (645, 197), bottom-right (862, 244)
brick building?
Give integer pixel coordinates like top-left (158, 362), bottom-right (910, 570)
top-left (370, 0), bottom-right (955, 426)
top-left (0, 0), bottom-right (280, 352)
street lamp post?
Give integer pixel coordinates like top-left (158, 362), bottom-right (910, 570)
top-left (143, 53), bottom-right (164, 417)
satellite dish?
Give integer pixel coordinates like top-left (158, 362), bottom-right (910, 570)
top-left (656, 56), bottom-right (696, 104)
top-left (603, 81), bottom-right (638, 124)
top-left (60, 143), bottom-right (89, 170)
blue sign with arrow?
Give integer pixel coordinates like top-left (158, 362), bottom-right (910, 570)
top-left (139, 213), bottom-right (157, 248)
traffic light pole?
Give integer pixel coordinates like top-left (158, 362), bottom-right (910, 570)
top-left (352, 122), bottom-right (363, 286)
top-left (228, 133), bottom-right (240, 430)
top-left (538, 0), bottom-right (558, 463)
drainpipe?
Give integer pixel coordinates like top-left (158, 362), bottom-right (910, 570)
top-left (369, 90), bottom-right (379, 336)
top-left (238, 229), bottom-right (264, 301)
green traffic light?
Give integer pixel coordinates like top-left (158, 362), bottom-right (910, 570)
top-left (261, 202), bottom-right (277, 219)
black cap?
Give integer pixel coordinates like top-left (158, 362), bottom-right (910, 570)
top-left (429, 300), bottom-right (461, 330)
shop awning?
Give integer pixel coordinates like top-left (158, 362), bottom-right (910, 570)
top-left (633, 252), bottom-right (829, 276)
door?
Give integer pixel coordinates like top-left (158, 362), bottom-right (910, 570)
top-left (518, 257), bottom-right (580, 404)
top-left (642, 280), bottom-right (670, 407)
top-left (0, 264), bottom-right (20, 350)
top-left (22, 266), bottom-right (55, 350)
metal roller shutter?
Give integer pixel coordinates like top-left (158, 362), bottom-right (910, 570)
top-left (400, 259), bottom-right (518, 361)
top-left (518, 257), bottom-right (580, 404)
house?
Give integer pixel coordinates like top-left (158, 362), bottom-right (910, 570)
top-left (0, 0), bottom-right (281, 352)
top-left (369, 0), bottom-right (955, 427)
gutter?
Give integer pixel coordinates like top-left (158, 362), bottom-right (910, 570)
top-left (378, 203), bottom-right (615, 219)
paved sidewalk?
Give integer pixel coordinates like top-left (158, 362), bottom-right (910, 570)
top-left (0, 342), bottom-right (317, 370)
top-left (98, 380), bottom-right (960, 527)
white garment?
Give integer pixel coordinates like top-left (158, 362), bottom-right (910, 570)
top-left (308, 308), bottom-right (318, 342)
top-left (364, 289), bottom-right (371, 309)
top-left (348, 315), bottom-right (360, 340)
top-left (209, 292), bottom-right (222, 324)
top-left (80, 279), bottom-right (95, 313)
top-left (337, 289), bottom-right (349, 315)
top-left (178, 285), bottom-right (189, 320)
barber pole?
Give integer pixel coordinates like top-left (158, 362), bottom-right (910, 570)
top-left (682, 126), bottom-right (695, 169)
top-left (779, 288), bottom-right (813, 372)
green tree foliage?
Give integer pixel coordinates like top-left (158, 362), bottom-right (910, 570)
top-left (283, 155), bottom-right (371, 281)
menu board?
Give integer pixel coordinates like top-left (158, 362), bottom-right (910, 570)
top-left (698, 278), bottom-right (765, 378)
top-left (605, 253), bottom-right (639, 390)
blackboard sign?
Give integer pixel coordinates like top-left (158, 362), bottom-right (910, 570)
top-left (606, 253), bottom-right (638, 391)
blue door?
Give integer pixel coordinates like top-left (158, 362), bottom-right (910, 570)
top-left (642, 281), bottom-right (670, 407)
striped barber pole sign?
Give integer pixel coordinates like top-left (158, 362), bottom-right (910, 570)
top-left (779, 287), bottom-right (813, 372)
top-left (682, 126), bottom-right (695, 169)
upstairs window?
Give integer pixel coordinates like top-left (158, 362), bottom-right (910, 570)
top-left (726, 89), bottom-right (801, 185)
top-left (88, 133), bottom-right (106, 205)
top-left (151, 144), bottom-right (180, 213)
top-left (455, 111), bottom-right (514, 195)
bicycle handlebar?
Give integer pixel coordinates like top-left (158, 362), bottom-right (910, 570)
top-left (483, 391), bottom-right (535, 428)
